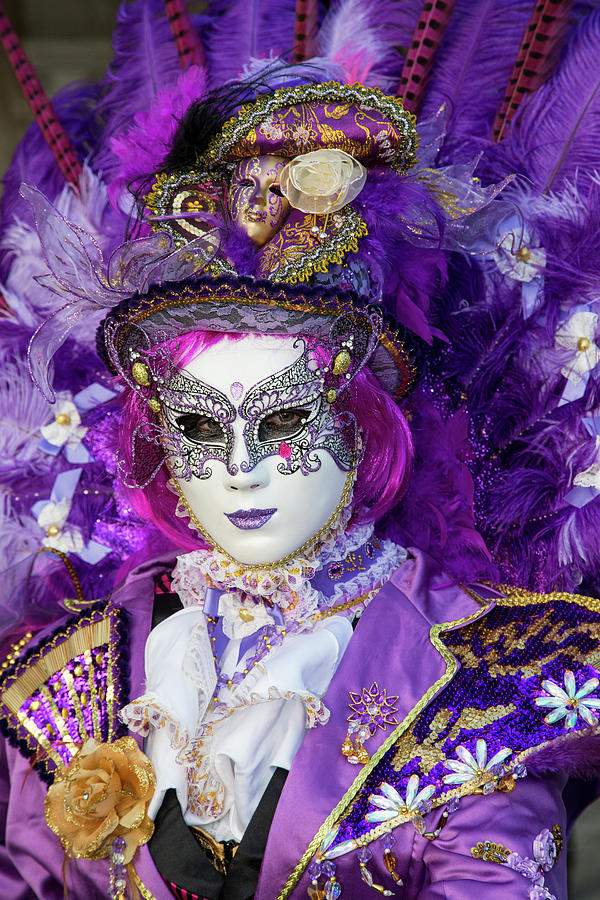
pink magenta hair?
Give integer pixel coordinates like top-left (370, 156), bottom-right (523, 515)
top-left (117, 330), bottom-right (414, 552)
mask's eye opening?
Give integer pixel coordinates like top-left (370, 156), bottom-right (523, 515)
top-left (269, 184), bottom-right (283, 197)
top-left (174, 413), bottom-right (226, 444)
top-left (257, 407), bottom-right (311, 443)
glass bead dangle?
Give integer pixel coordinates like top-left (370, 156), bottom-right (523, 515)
top-left (383, 849), bottom-right (403, 885)
top-left (108, 836), bottom-right (128, 899)
top-left (357, 845), bottom-right (395, 895)
top-left (324, 879), bottom-right (342, 900)
top-left (307, 861), bottom-right (325, 899)
top-left (341, 721), bottom-right (370, 764)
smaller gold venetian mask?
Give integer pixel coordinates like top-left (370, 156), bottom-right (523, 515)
top-left (228, 155), bottom-right (290, 246)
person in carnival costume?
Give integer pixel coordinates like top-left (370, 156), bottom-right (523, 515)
top-left (2, 1), bottom-right (600, 898)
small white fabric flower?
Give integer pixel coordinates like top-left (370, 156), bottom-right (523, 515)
top-left (37, 498), bottom-right (84, 554)
top-left (218, 592), bottom-right (274, 639)
top-left (40, 399), bottom-right (87, 449)
top-left (365, 775), bottom-right (435, 823)
top-left (555, 312), bottom-right (600, 385)
top-left (443, 739), bottom-right (512, 785)
top-left (572, 436), bottom-right (600, 490)
top-left (535, 670), bottom-right (600, 728)
top-left (493, 232), bottom-right (546, 282)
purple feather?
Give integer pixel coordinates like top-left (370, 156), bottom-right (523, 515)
top-left (94, 0), bottom-right (203, 180)
top-left (107, 65), bottom-right (207, 214)
top-left (0, 82), bottom-right (103, 277)
top-left (383, 392), bottom-right (496, 585)
top-left (316, 0), bottom-right (423, 91)
top-left (507, 7), bottom-right (600, 192)
top-left (203, 0), bottom-right (297, 87)
top-left (420, 0), bottom-right (536, 149)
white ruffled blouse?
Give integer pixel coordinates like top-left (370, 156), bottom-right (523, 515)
top-left (123, 604), bottom-right (352, 842)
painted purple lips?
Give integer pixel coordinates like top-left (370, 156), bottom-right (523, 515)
top-left (225, 508), bottom-right (276, 530)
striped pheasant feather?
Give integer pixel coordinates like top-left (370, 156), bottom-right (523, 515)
top-left (293, 0), bottom-right (319, 62)
top-left (163, 0), bottom-right (205, 68)
top-left (493, 0), bottom-right (574, 141)
top-left (397, 0), bottom-right (458, 115)
top-left (0, 2), bottom-right (82, 186)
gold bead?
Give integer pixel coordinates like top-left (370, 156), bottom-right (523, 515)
top-left (516, 246), bottom-right (531, 263)
top-left (332, 349), bottom-right (352, 376)
top-left (46, 524), bottom-right (60, 538)
top-left (80, 693), bottom-right (87, 706)
top-left (238, 609), bottom-right (254, 622)
top-left (577, 336), bottom-right (591, 352)
top-left (148, 398), bottom-right (161, 414)
top-left (326, 389), bottom-right (337, 404)
top-left (131, 361), bottom-right (151, 386)
top-left (74, 665), bottom-right (83, 677)
top-left (55, 412), bottom-right (71, 426)
top-left (341, 736), bottom-right (354, 756)
top-left (30, 700), bottom-right (40, 711)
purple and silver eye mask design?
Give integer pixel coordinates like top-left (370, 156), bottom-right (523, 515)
top-left (158, 340), bottom-right (359, 480)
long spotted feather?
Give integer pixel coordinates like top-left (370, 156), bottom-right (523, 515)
top-left (397, 0), bottom-right (458, 115)
top-left (0, 2), bottom-right (83, 186)
top-left (493, 0), bottom-right (575, 141)
top-left (163, 0), bottom-right (205, 68)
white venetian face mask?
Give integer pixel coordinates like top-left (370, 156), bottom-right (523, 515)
top-left (162, 334), bottom-right (355, 565)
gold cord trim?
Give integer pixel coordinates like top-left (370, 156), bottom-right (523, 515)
top-left (494, 584), bottom-right (600, 613)
top-left (36, 546), bottom-right (91, 611)
top-left (131, 867), bottom-right (158, 900)
top-left (311, 586), bottom-right (381, 621)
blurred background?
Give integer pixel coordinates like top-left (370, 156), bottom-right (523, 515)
top-left (0, 1), bottom-right (599, 895)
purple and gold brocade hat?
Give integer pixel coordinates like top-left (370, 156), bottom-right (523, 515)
top-left (97, 275), bottom-right (415, 402)
top-left (197, 82), bottom-right (418, 170)
top-left (144, 82), bottom-right (419, 288)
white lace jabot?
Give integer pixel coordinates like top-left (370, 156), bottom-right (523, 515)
top-left (123, 605), bottom-right (351, 841)
top-left (121, 529), bottom-right (405, 842)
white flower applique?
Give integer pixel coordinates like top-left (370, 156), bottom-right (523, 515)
top-left (571, 435), bottom-right (600, 490)
top-left (218, 592), bottom-right (275, 640)
top-left (555, 311), bottom-right (600, 386)
top-left (37, 497), bottom-right (85, 554)
top-left (535, 670), bottom-right (600, 728)
top-left (40, 399), bottom-right (87, 451)
top-left (565, 418), bottom-right (600, 508)
top-left (493, 231), bottom-right (546, 282)
top-left (443, 739), bottom-right (512, 786)
top-left (365, 775), bottom-right (435, 824)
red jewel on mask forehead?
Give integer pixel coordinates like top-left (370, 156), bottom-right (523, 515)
top-left (279, 441), bottom-right (292, 459)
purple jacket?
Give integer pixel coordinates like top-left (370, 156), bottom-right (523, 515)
top-left (1, 551), bottom-right (599, 899)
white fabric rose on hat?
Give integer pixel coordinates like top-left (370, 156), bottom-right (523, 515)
top-left (279, 149), bottom-right (366, 215)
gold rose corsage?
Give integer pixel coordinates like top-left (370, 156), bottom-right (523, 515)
top-left (45, 737), bottom-right (156, 898)
top-left (279, 148), bottom-right (366, 215)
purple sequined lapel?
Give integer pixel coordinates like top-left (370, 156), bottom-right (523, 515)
top-left (272, 586), bottom-right (600, 898)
